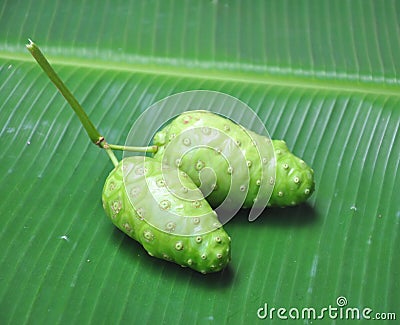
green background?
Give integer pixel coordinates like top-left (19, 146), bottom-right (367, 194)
top-left (1, 0), bottom-right (399, 324)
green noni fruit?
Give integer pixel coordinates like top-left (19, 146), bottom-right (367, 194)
top-left (267, 139), bottom-right (315, 207)
top-left (152, 110), bottom-right (315, 209)
top-left (102, 156), bottom-right (231, 274)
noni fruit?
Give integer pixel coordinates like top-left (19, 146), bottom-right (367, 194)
top-left (152, 110), bottom-right (314, 209)
top-left (102, 156), bottom-right (231, 274)
top-left (267, 139), bottom-right (315, 207)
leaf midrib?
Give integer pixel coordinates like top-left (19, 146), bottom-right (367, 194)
top-left (1, 49), bottom-right (400, 98)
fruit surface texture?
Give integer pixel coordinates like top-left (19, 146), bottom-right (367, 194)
top-left (102, 156), bottom-right (231, 274)
top-left (153, 110), bottom-right (314, 209)
top-left (268, 140), bottom-right (315, 207)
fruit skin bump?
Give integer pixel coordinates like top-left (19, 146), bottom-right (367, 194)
top-left (152, 110), bottom-right (315, 208)
top-left (102, 156), bottom-right (231, 274)
top-left (268, 140), bottom-right (315, 207)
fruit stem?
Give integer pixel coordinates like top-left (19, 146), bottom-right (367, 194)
top-left (26, 39), bottom-right (119, 167)
top-left (108, 144), bottom-right (158, 153)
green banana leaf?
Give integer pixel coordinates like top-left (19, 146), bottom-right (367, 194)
top-left (1, 1), bottom-right (399, 324)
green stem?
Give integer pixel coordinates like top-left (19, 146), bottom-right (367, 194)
top-left (26, 39), bottom-right (103, 146)
top-left (26, 40), bottom-right (156, 167)
top-left (26, 40), bottom-right (122, 166)
top-left (108, 144), bottom-right (158, 153)
top-left (103, 146), bottom-right (119, 166)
